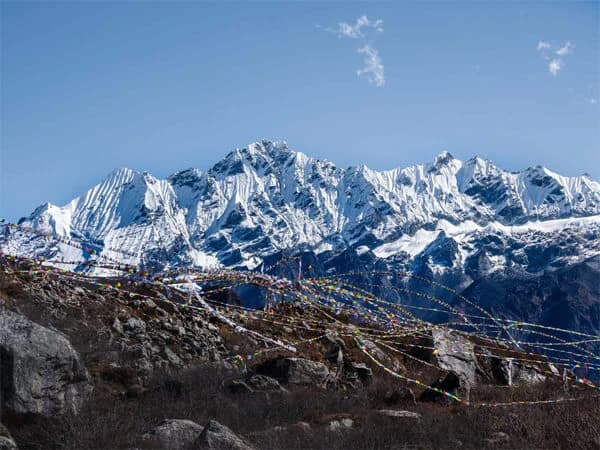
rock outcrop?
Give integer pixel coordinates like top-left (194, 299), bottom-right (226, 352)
top-left (0, 307), bottom-right (92, 418)
top-left (141, 419), bottom-right (204, 450)
top-left (430, 329), bottom-right (547, 392)
top-left (194, 420), bottom-right (254, 450)
top-left (431, 329), bottom-right (481, 390)
top-left (256, 358), bottom-right (330, 387)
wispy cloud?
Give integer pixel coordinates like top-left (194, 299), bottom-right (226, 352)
top-left (555, 41), bottom-right (574, 56)
top-left (548, 59), bottom-right (562, 77)
top-left (356, 45), bottom-right (385, 87)
top-left (537, 40), bottom-right (551, 51)
top-left (536, 40), bottom-right (574, 77)
top-left (321, 15), bottom-right (385, 87)
top-left (334, 15), bottom-right (383, 39)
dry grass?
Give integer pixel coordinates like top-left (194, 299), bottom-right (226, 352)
top-left (6, 364), bottom-right (600, 450)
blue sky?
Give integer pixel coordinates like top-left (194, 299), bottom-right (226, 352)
top-left (1, 1), bottom-right (598, 221)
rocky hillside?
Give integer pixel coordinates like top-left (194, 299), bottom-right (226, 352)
top-left (1, 256), bottom-right (599, 449)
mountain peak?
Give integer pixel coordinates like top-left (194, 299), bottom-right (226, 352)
top-left (108, 167), bottom-right (137, 178)
top-left (210, 140), bottom-right (297, 176)
top-left (428, 150), bottom-right (458, 174)
top-left (102, 167), bottom-right (139, 188)
top-left (260, 139), bottom-right (289, 152)
top-left (432, 151), bottom-right (455, 167)
top-left (242, 140), bottom-right (291, 158)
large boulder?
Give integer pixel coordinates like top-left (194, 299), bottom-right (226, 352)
top-left (256, 358), bottom-right (330, 387)
top-left (0, 307), bottom-right (92, 418)
top-left (358, 338), bottom-right (405, 374)
top-left (431, 329), bottom-right (481, 390)
top-left (141, 419), bottom-right (204, 450)
top-left (0, 423), bottom-right (17, 450)
top-left (344, 362), bottom-right (372, 383)
top-left (194, 420), bottom-right (254, 450)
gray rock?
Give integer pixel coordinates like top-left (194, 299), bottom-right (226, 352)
top-left (142, 299), bottom-right (157, 311)
top-left (431, 329), bottom-right (480, 390)
top-left (489, 357), bottom-right (546, 386)
top-left (163, 346), bottom-right (183, 366)
top-left (376, 409), bottom-right (421, 419)
top-left (194, 420), bottom-right (254, 450)
top-left (359, 338), bottom-right (404, 373)
top-left (123, 316), bottom-right (146, 334)
top-left (141, 419), bottom-right (203, 450)
top-left (269, 421), bottom-right (311, 433)
top-left (247, 375), bottom-right (286, 392)
top-left (249, 421), bottom-right (311, 439)
top-left (0, 423), bottom-right (17, 450)
top-left (514, 364), bottom-right (546, 384)
top-left (347, 362), bottom-right (372, 382)
top-left (433, 332), bottom-right (546, 389)
top-left (0, 307), bottom-right (92, 417)
top-left (327, 418), bottom-right (354, 432)
top-left (485, 431), bottom-right (510, 445)
top-left (0, 435), bottom-right (17, 450)
top-left (257, 358), bottom-right (330, 387)
top-left (112, 316), bottom-right (124, 334)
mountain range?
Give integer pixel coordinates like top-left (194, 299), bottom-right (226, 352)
top-left (2, 139), bottom-right (600, 342)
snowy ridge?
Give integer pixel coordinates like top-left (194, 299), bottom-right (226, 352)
top-left (3, 139), bottom-right (600, 273)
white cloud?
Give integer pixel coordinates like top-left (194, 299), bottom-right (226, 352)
top-left (588, 97), bottom-right (598, 105)
top-left (556, 41), bottom-right (574, 56)
top-left (537, 40), bottom-right (551, 51)
top-left (536, 40), bottom-right (574, 77)
top-left (548, 59), bottom-right (562, 77)
top-left (356, 45), bottom-right (385, 87)
top-left (334, 15), bottom-right (383, 39)
top-left (321, 16), bottom-right (386, 87)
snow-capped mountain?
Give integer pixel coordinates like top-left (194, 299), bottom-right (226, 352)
top-left (4, 139), bottom-right (599, 352)
top-left (3, 139), bottom-right (600, 276)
